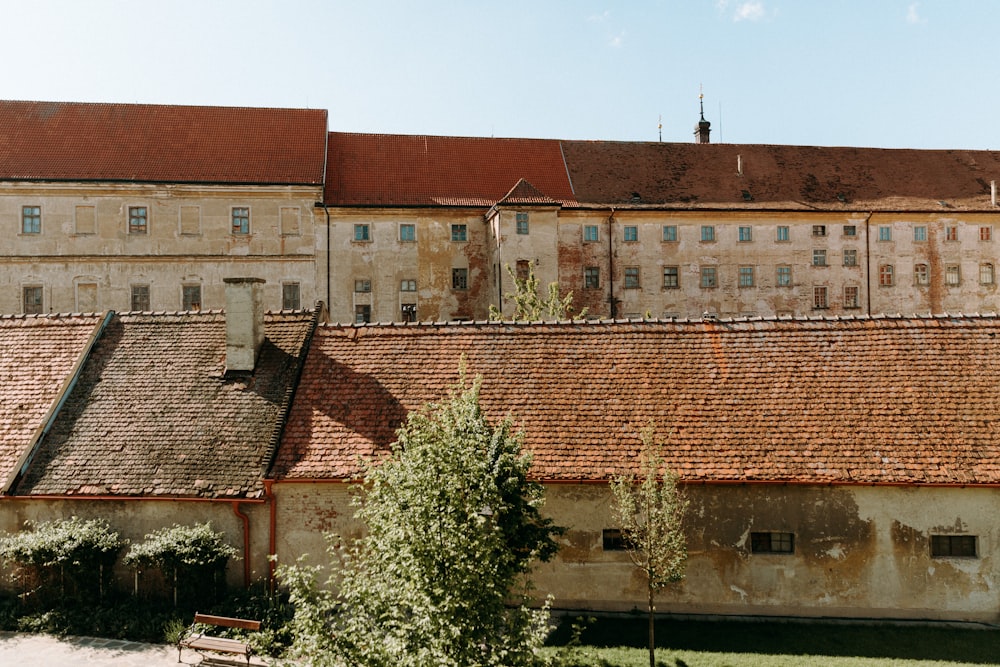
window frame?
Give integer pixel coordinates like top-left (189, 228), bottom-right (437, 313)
top-left (399, 223), bottom-right (416, 242)
top-left (913, 225), bottom-right (927, 242)
top-left (981, 226), bottom-right (993, 242)
top-left (451, 267), bottom-right (468, 290)
top-left (400, 279), bottom-right (417, 292)
top-left (776, 226), bottom-right (790, 242)
top-left (776, 266), bottom-right (792, 287)
top-left (843, 224), bottom-right (857, 237)
top-left (353, 223), bottom-right (371, 242)
top-left (981, 263), bottom-right (995, 285)
top-left (584, 225), bottom-right (599, 242)
top-left (662, 266), bottom-right (679, 289)
top-left (750, 531), bottom-right (795, 554)
top-left (623, 225), bottom-right (639, 242)
top-left (878, 225), bottom-right (892, 242)
top-left (700, 225), bottom-right (715, 242)
top-left (879, 264), bottom-right (895, 287)
top-left (282, 282), bottom-right (301, 310)
top-left (700, 266), bottom-right (717, 289)
top-left (130, 284), bottom-right (150, 312)
top-left (128, 206), bottom-right (148, 235)
top-left (515, 212), bottom-right (529, 235)
top-left (354, 304), bottom-right (371, 324)
top-left (662, 225), bottom-right (677, 242)
top-left (584, 266), bottom-right (600, 289)
top-left (401, 303), bottom-right (417, 322)
top-left (354, 279), bottom-right (372, 293)
top-left (21, 205), bottom-right (41, 234)
top-left (931, 534), bottom-right (977, 558)
top-left (946, 226), bottom-right (959, 242)
top-left (602, 528), bottom-right (631, 551)
top-left (231, 206), bottom-right (250, 235)
top-left (813, 286), bottom-right (828, 310)
top-left (738, 226), bottom-right (752, 242)
top-left (812, 225), bottom-right (827, 237)
top-left (812, 249), bottom-right (827, 267)
top-left (623, 266), bottom-right (640, 289)
top-left (914, 263), bottom-right (930, 286)
top-left (22, 285), bottom-right (43, 314)
top-left (451, 224), bottom-right (468, 242)
top-left (738, 266), bottom-right (755, 288)
top-left (843, 248), bottom-right (858, 267)
top-left (181, 284), bottom-right (202, 311)
top-left (945, 264), bottom-right (961, 286)
top-left (844, 285), bottom-right (860, 309)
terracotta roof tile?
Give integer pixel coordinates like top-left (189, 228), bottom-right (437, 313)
top-left (325, 133), bottom-right (577, 206)
top-left (0, 101), bottom-right (327, 185)
top-left (274, 316), bottom-right (1000, 485)
top-left (0, 314), bottom-right (104, 486)
top-left (15, 310), bottom-right (316, 498)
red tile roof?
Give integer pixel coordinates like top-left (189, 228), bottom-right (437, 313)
top-left (562, 141), bottom-right (1000, 211)
top-left (0, 314), bottom-right (104, 488)
top-left (324, 133), bottom-right (577, 206)
top-left (0, 101), bottom-right (327, 185)
top-left (274, 316), bottom-right (1000, 485)
top-left (15, 310), bottom-right (317, 498)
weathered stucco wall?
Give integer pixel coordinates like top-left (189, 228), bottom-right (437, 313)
top-left (0, 499), bottom-right (267, 591)
top-left (538, 484), bottom-right (1000, 622)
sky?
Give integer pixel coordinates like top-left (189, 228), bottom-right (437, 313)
top-left (2, 0), bottom-right (999, 150)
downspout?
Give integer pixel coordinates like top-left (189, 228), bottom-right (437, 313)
top-left (231, 501), bottom-right (251, 588)
top-left (2, 310), bottom-right (114, 494)
top-left (315, 202), bottom-right (331, 318)
top-left (263, 479), bottom-right (277, 593)
top-left (864, 212), bottom-right (874, 316)
top-left (607, 208), bottom-right (616, 318)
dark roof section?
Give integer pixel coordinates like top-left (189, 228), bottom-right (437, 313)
top-left (274, 316), bottom-right (1000, 485)
top-left (0, 101), bottom-right (328, 185)
top-left (0, 314), bottom-right (105, 488)
top-left (324, 132), bottom-right (577, 207)
top-left (14, 310), bottom-right (316, 498)
top-left (561, 141), bottom-right (1000, 211)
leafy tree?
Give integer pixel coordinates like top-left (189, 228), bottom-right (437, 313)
top-left (609, 428), bottom-right (688, 667)
top-left (0, 516), bottom-right (124, 603)
top-left (280, 372), bottom-right (563, 667)
top-left (124, 522), bottom-right (238, 607)
top-left (490, 263), bottom-right (587, 321)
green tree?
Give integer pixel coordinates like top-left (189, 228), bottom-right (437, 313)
top-left (609, 428), bottom-right (688, 667)
top-left (280, 372), bottom-right (563, 667)
top-left (490, 263), bottom-right (587, 321)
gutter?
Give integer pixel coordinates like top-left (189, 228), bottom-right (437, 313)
top-left (2, 310), bottom-right (114, 495)
top-left (864, 212), bottom-right (874, 316)
top-left (607, 209), bottom-right (616, 318)
top-left (314, 202), bottom-right (331, 315)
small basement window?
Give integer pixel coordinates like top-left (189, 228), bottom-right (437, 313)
top-left (602, 529), bottom-right (631, 551)
top-left (931, 535), bottom-right (977, 558)
top-left (750, 531), bottom-right (794, 554)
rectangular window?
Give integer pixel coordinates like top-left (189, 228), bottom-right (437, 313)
top-left (282, 283), bottom-right (301, 310)
top-left (516, 259), bottom-right (531, 280)
top-left (23, 285), bottom-right (43, 314)
top-left (843, 249), bottom-right (857, 267)
top-left (624, 267), bottom-right (640, 289)
top-left (701, 225), bottom-right (715, 242)
top-left (182, 285), bottom-right (202, 311)
top-left (354, 279), bottom-right (372, 293)
top-left (602, 529), bottom-right (630, 551)
top-left (878, 225), bottom-right (892, 241)
top-left (981, 226), bottom-right (993, 242)
top-left (812, 225), bottom-right (826, 237)
top-left (355, 304), bottom-right (371, 324)
top-left (739, 266), bottom-right (755, 287)
top-left (401, 303), bottom-right (417, 322)
top-left (946, 265), bottom-right (961, 286)
top-left (662, 266), bottom-right (679, 289)
top-left (279, 206), bottom-right (300, 236)
top-left (844, 286), bottom-right (860, 309)
top-left (400, 224), bottom-right (416, 242)
top-left (662, 225), bottom-right (677, 242)
top-left (128, 206), bottom-right (148, 234)
top-left (584, 266), bottom-right (600, 289)
top-left (931, 535), bottom-right (977, 558)
top-left (913, 225), bottom-right (927, 242)
top-left (914, 263), bottom-right (929, 285)
top-left (776, 266), bottom-right (791, 286)
top-left (451, 224), bottom-right (467, 242)
top-left (624, 225), bottom-right (638, 242)
top-left (452, 268), bottom-right (468, 290)
top-left (21, 206), bottom-right (40, 234)
top-left (75, 205), bottom-right (96, 235)
top-left (879, 264), bottom-right (894, 286)
top-left (584, 225), bottom-right (599, 242)
top-left (981, 263), bottom-right (995, 285)
top-left (231, 207), bottom-right (250, 235)
top-left (813, 249), bottom-right (827, 267)
top-left (180, 205), bottom-right (201, 235)
top-left (946, 226), bottom-right (958, 241)
top-left (700, 266), bottom-right (717, 288)
top-left (516, 212), bottom-right (529, 235)
top-left (738, 226), bottom-right (752, 242)
top-left (400, 279), bottom-right (417, 292)
top-left (813, 286), bottom-right (828, 309)
top-left (776, 226), bottom-right (790, 242)
top-left (354, 224), bottom-right (370, 242)
top-left (751, 531), bottom-right (795, 554)
top-left (843, 225), bottom-right (856, 237)
top-left (130, 284), bottom-right (150, 311)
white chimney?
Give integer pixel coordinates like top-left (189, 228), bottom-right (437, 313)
top-left (992, 180), bottom-right (996, 207)
top-left (224, 277), bottom-right (266, 372)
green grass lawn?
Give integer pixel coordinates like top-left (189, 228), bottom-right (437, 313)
top-left (543, 615), bottom-right (1000, 666)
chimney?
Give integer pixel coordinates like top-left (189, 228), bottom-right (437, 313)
top-left (224, 277), bottom-right (266, 372)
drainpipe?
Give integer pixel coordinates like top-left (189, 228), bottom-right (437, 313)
top-left (864, 212), bottom-right (873, 316)
top-left (231, 501), bottom-right (251, 588)
top-left (315, 202), bottom-right (331, 318)
top-left (263, 479), bottom-right (277, 593)
top-left (607, 208), bottom-right (616, 318)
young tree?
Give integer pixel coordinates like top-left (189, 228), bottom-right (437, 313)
top-left (609, 428), bottom-right (688, 667)
top-left (490, 263), bottom-right (587, 321)
top-left (280, 372), bottom-right (562, 667)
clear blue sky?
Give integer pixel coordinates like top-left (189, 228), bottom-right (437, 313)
top-left (2, 1), bottom-right (996, 149)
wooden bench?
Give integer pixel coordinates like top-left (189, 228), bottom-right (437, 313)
top-left (178, 612), bottom-right (261, 665)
